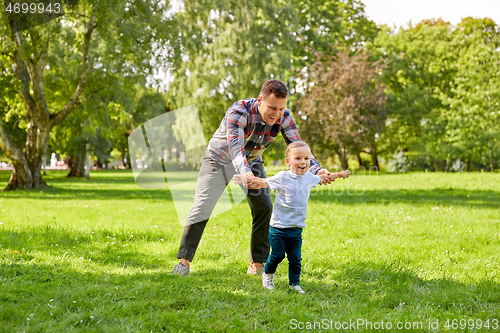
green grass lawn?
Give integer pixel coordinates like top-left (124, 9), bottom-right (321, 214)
top-left (0, 169), bottom-right (499, 332)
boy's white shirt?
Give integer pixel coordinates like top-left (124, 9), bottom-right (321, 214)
top-left (266, 170), bottom-right (321, 228)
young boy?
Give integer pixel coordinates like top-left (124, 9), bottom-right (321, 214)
top-left (234, 141), bottom-right (350, 293)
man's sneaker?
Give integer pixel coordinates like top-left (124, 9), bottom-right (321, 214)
top-left (262, 273), bottom-right (275, 290)
top-left (247, 263), bottom-right (265, 276)
top-left (289, 285), bottom-right (305, 294)
top-left (170, 262), bottom-right (190, 277)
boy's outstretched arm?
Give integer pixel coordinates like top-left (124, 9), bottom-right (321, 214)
top-left (234, 174), bottom-right (270, 188)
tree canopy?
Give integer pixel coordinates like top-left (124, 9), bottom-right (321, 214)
top-left (0, 0), bottom-right (180, 189)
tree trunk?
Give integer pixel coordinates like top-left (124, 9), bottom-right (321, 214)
top-left (67, 156), bottom-right (86, 178)
top-left (489, 136), bottom-right (494, 172)
top-left (0, 118), bottom-right (48, 190)
top-left (357, 153), bottom-right (363, 168)
top-left (96, 158), bottom-right (103, 169)
top-left (467, 159), bottom-right (471, 172)
top-left (3, 120), bottom-right (51, 189)
top-left (3, 160), bottom-right (47, 190)
top-left (122, 150), bottom-right (127, 168)
top-left (371, 146), bottom-right (379, 171)
top-left (67, 143), bottom-right (90, 179)
top-left (5, 169), bottom-right (28, 190)
top-left (339, 146), bottom-right (349, 170)
top-left (67, 149), bottom-right (88, 179)
top-left (42, 156), bottom-right (47, 176)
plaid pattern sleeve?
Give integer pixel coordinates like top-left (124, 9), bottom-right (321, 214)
top-left (227, 103), bottom-right (252, 175)
top-left (280, 112), bottom-right (322, 175)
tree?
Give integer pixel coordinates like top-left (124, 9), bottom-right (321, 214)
top-left (0, 0), bottom-right (179, 189)
top-left (371, 17), bottom-right (500, 171)
top-left (0, 4), bottom-right (97, 189)
top-left (168, 0), bottom-right (297, 139)
top-left (50, 70), bottom-right (167, 177)
top-left (367, 19), bottom-right (456, 166)
top-left (168, 0), bottom-right (377, 140)
top-left (110, 91), bottom-right (171, 170)
top-left (295, 50), bottom-right (386, 170)
top-left (440, 17), bottom-right (500, 171)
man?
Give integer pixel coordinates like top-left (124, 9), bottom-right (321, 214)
top-left (171, 79), bottom-right (331, 277)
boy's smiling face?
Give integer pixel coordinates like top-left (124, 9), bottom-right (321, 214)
top-left (285, 146), bottom-right (311, 175)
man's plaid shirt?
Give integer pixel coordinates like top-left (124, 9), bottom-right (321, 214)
top-left (206, 98), bottom-right (321, 175)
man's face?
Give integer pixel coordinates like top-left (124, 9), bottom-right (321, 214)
top-left (256, 93), bottom-right (287, 126)
top-left (285, 146), bottom-right (311, 175)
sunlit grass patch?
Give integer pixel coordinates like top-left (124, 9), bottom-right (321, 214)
top-left (0, 170), bottom-right (499, 331)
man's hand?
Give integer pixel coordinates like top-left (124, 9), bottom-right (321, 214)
top-left (317, 168), bottom-right (332, 185)
top-left (325, 169), bottom-right (351, 181)
top-left (234, 173), bottom-right (261, 189)
top-left (338, 170), bottom-right (351, 179)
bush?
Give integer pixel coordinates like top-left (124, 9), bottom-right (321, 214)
top-left (446, 158), bottom-right (466, 172)
top-left (407, 155), bottom-right (434, 172)
top-left (387, 151), bottom-right (407, 173)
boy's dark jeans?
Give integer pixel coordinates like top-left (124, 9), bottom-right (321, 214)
top-left (264, 226), bottom-right (303, 286)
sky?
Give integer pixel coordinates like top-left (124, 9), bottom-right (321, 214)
top-left (361, 0), bottom-right (500, 28)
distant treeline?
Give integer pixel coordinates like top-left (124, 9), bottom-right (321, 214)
top-left (1, 1), bottom-right (498, 190)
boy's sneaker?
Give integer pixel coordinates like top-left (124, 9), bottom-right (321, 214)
top-left (262, 273), bottom-right (275, 290)
top-left (170, 262), bottom-right (190, 277)
top-left (289, 285), bottom-right (305, 294)
top-left (247, 263), bottom-right (265, 276)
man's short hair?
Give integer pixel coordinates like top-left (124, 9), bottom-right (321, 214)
top-left (286, 141), bottom-right (311, 158)
top-left (260, 79), bottom-right (288, 99)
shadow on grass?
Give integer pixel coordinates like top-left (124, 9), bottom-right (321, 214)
top-left (3, 226), bottom-right (500, 308)
top-left (0, 187), bottom-right (176, 201)
top-left (0, 169), bottom-right (199, 187)
top-left (0, 170), bottom-right (195, 201)
top-left (2, 170), bottom-right (500, 209)
top-left (310, 188), bottom-right (500, 209)
top-left (1, 251), bottom-right (499, 331)
top-left (325, 261), bottom-right (500, 310)
top-left (2, 184), bottom-right (500, 212)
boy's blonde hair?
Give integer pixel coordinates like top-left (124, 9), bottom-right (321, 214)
top-left (286, 141), bottom-right (311, 158)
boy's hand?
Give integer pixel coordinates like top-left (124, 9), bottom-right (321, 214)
top-left (233, 174), bottom-right (246, 185)
top-left (317, 169), bottom-right (332, 185)
top-left (234, 173), bottom-right (261, 189)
